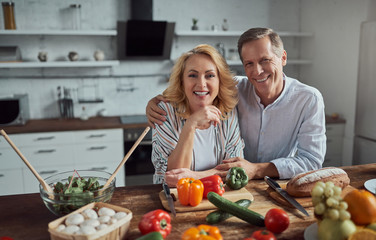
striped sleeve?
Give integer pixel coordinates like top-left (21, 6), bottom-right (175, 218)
top-left (151, 102), bottom-right (182, 184)
top-left (222, 108), bottom-right (245, 159)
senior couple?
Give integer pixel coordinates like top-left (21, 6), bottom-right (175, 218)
top-left (146, 27), bottom-right (326, 187)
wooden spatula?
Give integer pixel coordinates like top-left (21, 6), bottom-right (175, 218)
top-left (0, 129), bottom-right (54, 193)
top-left (102, 126), bottom-right (150, 189)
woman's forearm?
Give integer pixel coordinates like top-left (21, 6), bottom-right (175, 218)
top-left (167, 120), bottom-right (196, 170)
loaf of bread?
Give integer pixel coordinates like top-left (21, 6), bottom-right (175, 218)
top-left (286, 167), bottom-right (350, 197)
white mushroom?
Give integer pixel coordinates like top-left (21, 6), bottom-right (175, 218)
top-left (82, 208), bottom-right (98, 219)
top-left (98, 207), bottom-right (115, 217)
top-left (66, 213), bottom-right (85, 226)
top-left (61, 225), bottom-right (80, 234)
top-left (77, 225), bottom-right (97, 235)
top-left (98, 215), bottom-right (111, 224)
top-left (80, 219), bottom-right (100, 228)
top-left (109, 217), bottom-right (118, 224)
top-left (55, 224), bottom-right (66, 232)
top-left (113, 211), bottom-right (127, 220)
top-left (96, 224), bottom-right (109, 231)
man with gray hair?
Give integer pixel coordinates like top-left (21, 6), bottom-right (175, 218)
top-left (146, 27), bottom-right (326, 181)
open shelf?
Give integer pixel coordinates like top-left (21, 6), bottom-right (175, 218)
top-left (0, 60), bottom-right (120, 68)
top-left (0, 29), bottom-right (117, 36)
top-left (175, 30), bottom-right (313, 37)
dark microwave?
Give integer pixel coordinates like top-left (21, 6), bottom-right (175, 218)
top-left (0, 94), bottom-right (30, 126)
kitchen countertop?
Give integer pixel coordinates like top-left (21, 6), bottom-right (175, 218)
top-left (0, 163), bottom-right (374, 240)
top-left (1, 116), bottom-right (149, 134)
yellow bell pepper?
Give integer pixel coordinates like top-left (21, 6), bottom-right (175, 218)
top-left (182, 224), bottom-right (223, 240)
top-left (177, 178), bottom-right (204, 207)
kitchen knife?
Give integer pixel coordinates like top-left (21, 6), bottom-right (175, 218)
top-left (264, 176), bottom-right (309, 216)
top-left (162, 182), bottom-right (176, 217)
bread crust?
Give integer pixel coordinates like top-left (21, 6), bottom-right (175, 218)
top-left (286, 167), bottom-right (350, 197)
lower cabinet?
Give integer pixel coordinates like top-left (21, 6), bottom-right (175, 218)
top-left (323, 123), bottom-right (345, 167)
top-left (0, 128), bottom-right (124, 195)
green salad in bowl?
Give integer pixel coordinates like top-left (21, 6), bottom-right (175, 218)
top-left (40, 170), bottom-right (115, 216)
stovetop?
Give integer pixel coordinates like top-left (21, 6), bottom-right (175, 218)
top-left (120, 115), bottom-right (148, 124)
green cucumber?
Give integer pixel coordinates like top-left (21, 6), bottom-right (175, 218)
top-left (135, 231), bottom-right (164, 240)
top-left (207, 191), bottom-right (265, 227)
top-left (206, 198), bottom-right (253, 224)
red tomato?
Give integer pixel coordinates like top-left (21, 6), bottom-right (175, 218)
top-left (264, 208), bottom-right (290, 233)
top-left (251, 230), bottom-right (276, 240)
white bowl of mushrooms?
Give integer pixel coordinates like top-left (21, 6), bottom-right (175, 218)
top-left (48, 202), bottom-right (132, 240)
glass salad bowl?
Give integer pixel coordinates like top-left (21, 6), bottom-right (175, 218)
top-left (39, 170), bottom-right (116, 216)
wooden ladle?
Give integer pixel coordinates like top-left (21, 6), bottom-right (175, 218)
top-left (0, 129), bottom-right (54, 193)
top-left (102, 126), bottom-right (150, 189)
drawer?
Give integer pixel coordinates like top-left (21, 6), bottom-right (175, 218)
top-left (326, 124), bottom-right (345, 137)
top-left (73, 129), bottom-right (123, 143)
top-left (6, 131), bottom-right (74, 147)
top-left (0, 148), bottom-right (23, 169)
top-left (326, 136), bottom-right (343, 156)
top-left (23, 166), bottom-right (73, 194)
top-left (21, 145), bottom-right (75, 167)
top-left (0, 168), bottom-right (24, 196)
top-left (74, 141), bottom-right (123, 164)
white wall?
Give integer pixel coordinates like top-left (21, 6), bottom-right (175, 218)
top-left (0, 0), bottom-right (301, 119)
top-left (299, 0), bottom-right (369, 166)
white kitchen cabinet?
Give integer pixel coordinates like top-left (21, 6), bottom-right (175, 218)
top-left (323, 123), bottom-right (345, 167)
top-left (0, 128), bottom-right (124, 195)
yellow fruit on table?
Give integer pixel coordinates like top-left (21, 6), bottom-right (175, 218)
top-left (343, 189), bottom-right (376, 225)
top-left (348, 228), bottom-right (376, 240)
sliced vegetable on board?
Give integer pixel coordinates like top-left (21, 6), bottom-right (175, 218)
top-left (182, 224), bottom-right (223, 240)
top-left (177, 178), bottom-right (204, 207)
top-left (200, 175), bottom-right (225, 198)
top-left (226, 167), bottom-right (249, 190)
top-left (138, 209), bottom-right (171, 239)
top-left (207, 192), bottom-right (265, 227)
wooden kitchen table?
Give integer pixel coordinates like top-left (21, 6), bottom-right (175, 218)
top-left (1, 163), bottom-right (375, 240)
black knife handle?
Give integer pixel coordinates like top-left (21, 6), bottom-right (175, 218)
top-left (162, 182), bottom-right (171, 195)
top-left (264, 176), bottom-right (281, 190)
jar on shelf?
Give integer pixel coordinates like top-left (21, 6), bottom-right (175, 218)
top-left (222, 18), bottom-right (229, 31)
top-left (2, 1), bottom-right (16, 29)
top-left (70, 4), bottom-right (81, 30)
top-left (228, 48), bottom-right (238, 61)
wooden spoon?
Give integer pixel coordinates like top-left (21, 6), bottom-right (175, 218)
top-left (102, 126), bottom-right (150, 189)
top-left (0, 129), bottom-right (54, 193)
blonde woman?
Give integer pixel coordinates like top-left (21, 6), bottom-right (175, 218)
top-left (152, 44), bottom-right (244, 186)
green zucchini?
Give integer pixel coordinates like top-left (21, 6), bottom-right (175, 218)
top-left (207, 191), bottom-right (265, 227)
top-left (206, 198), bottom-right (253, 224)
top-left (135, 231), bottom-right (164, 240)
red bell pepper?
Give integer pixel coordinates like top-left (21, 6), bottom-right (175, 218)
top-left (200, 175), bottom-right (225, 199)
top-left (138, 209), bottom-right (172, 239)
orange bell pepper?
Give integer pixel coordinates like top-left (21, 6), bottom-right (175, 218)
top-left (177, 178), bottom-right (204, 207)
top-left (182, 224), bottom-right (223, 240)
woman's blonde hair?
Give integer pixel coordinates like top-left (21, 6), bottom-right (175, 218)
top-left (163, 44), bottom-right (238, 119)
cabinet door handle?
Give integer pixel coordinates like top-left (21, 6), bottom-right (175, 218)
top-left (140, 140), bottom-right (152, 145)
top-left (89, 167), bottom-right (107, 171)
top-left (0, 174), bottom-right (4, 177)
top-left (40, 170), bottom-right (58, 175)
top-left (88, 134), bottom-right (106, 138)
top-left (0, 152), bottom-right (2, 156)
top-left (88, 146), bottom-right (107, 150)
top-left (37, 149), bottom-right (56, 153)
top-left (36, 136), bottom-right (55, 141)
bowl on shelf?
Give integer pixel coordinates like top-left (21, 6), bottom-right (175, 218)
top-left (40, 170), bottom-right (116, 217)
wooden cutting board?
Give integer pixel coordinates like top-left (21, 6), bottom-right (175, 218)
top-left (266, 183), bottom-right (356, 207)
top-left (159, 186), bottom-right (254, 212)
